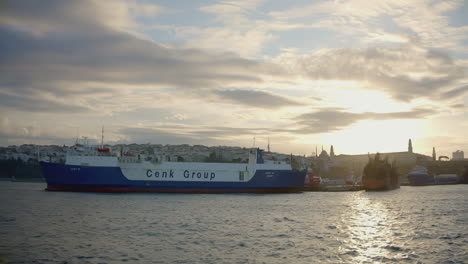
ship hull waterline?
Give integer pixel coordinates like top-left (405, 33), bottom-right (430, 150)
top-left (45, 185), bottom-right (303, 194)
top-left (362, 178), bottom-right (400, 191)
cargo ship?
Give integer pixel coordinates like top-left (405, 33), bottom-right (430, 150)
top-left (40, 146), bottom-right (306, 193)
top-left (407, 166), bottom-right (462, 185)
top-left (362, 153), bottom-right (400, 191)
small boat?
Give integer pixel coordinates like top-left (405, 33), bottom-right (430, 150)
top-left (304, 169), bottom-right (321, 186)
top-left (303, 168), bottom-right (322, 191)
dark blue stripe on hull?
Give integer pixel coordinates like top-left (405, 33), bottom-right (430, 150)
top-left (40, 162), bottom-right (306, 193)
top-left (407, 175), bottom-right (435, 186)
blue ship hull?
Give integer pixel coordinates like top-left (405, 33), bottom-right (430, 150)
top-left (40, 162), bottom-right (306, 193)
top-left (407, 173), bottom-right (435, 186)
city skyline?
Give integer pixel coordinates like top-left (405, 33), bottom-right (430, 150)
top-left (1, 0), bottom-right (467, 158)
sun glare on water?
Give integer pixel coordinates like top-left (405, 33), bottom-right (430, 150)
top-left (343, 194), bottom-right (396, 262)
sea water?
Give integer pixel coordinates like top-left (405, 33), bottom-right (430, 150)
top-left (0, 182), bottom-right (466, 263)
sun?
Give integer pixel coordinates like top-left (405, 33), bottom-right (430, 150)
top-left (323, 119), bottom-right (425, 155)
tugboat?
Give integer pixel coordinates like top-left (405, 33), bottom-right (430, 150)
top-left (362, 153), bottom-right (400, 191)
top-left (303, 168), bottom-right (322, 191)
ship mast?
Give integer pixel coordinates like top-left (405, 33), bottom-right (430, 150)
top-left (101, 126), bottom-right (104, 149)
top-left (75, 127), bottom-right (80, 145)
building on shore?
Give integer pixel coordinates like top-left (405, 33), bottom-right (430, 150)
top-left (452, 150), bottom-right (464, 161)
top-left (314, 139), bottom-right (433, 183)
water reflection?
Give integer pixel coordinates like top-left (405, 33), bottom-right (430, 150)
top-left (2, 183), bottom-right (466, 263)
top-left (340, 193), bottom-right (403, 263)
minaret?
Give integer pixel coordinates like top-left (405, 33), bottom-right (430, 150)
top-left (267, 137), bottom-right (270, 153)
top-left (408, 139), bottom-right (413, 153)
top-left (330, 145), bottom-right (335, 158)
top-left (315, 146), bottom-right (318, 157)
top-left (432, 147), bottom-right (436, 161)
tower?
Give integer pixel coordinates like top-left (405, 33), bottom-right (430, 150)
top-left (330, 145), bottom-right (335, 158)
top-left (432, 147), bottom-right (436, 161)
top-left (408, 139), bottom-right (413, 153)
top-left (267, 137), bottom-right (270, 153)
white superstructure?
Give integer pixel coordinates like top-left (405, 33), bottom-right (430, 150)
top-left (64, 146), bottom-right (294, 183)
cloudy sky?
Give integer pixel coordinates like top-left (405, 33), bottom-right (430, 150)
top-left (1, 0), bottom-right (467, 157)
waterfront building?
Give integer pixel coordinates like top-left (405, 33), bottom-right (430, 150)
top-left (452, 150), bottom-right (464, 160)
top-left (321, 139), bottom-right (432, 182)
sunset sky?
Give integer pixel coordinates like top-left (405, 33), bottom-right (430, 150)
top-left (0, 0), bottom-right (467, 157)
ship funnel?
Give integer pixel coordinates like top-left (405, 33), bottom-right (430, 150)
top-left (248, 148), bottom-right (264, 164)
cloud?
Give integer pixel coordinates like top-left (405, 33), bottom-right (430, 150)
top-left (118, 126), bottom-right (198, 145)
top-left (2, 0), bottom-right (464, 115)
top-left (177, 26), bottom-right (275, 58)
top-left (268, 0), bottom-right (410, 42)
top-left (0, 0), bottom-right (466, 151)
top-left (449, 103), bottom-right (466, 109)
top-left (270, 0), bottom-right (398, 20)
top-left (199, 0), bottom-right (266, 24)
top-left (0, 90), bottom-right (91, 113)
top-left (180, 0), bottom-right (275, 57)
top-left (440, 85), bottom-right (468, 99)
top-left (0, 26), bottom-right (264, 86)
top-left (0, 1), bottom-right (288, 113)
top-left (119, 107), bottom-right (437, 142)
top-left (288, 107), bottom-right (437, 134)
top-left (269, 0), bottom-right (468, 54)
top-left (0, 117), bottom-right (13, 135)
top-left (117, 125), bottom-right (268, 145)
top-left (392, 0), bottom-right (468, 51)
top-left (0, 115), bottom-right (72, 145)
top-left (214, 89), bottom-right (303, 108)
top-left (364, 32), bottom-right (410, 44)
top-left (147, 1), bottom-right (279, 57)
top-left (0, 0), bottom-right (163, 34)
top-left (273, 44), bottom-right (467, 103)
